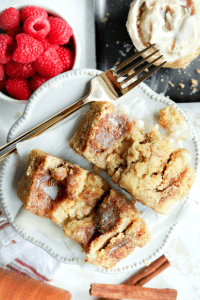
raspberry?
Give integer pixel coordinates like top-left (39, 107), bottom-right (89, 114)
top-left (0, 76), bottom-right (6, 92)
top-left (0, 64), bottom-right (4, 81)
top-left (0, 34), bottom-right (13, 64)
top-left (6, 60), bottom-right (35, 78)
top-left (34, 48), bottom-right (63, 78)
top-left (47, 16), bottom-right (62, 22)
top-left (56, 46), bottom-right (73, 72)
top-left (48, 18), bottom-right (73, 45)
top-left (48, 16), bottom-right (56, 22)
top-left (6, 78), bottom-right (31, 100)
top-left (23, 16), bottom-right (50, 40)
top-left (14, 26), bottom-right (24, 36)
top-left (0, 7), bottom-right (20, 36)
top-left (21, 6), bottom-right (48, 22)
top-left (30, 74), bottom-right (49, 91)
top-left (41, 37), bottom-right (59, 50)
top-left (12, 33), bottom-right (44, 63)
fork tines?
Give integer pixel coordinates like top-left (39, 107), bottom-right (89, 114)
top-left (114, 44), bottom-right (166, 93)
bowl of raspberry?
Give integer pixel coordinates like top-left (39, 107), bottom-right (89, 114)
top-left (0, 5), bottom-right (81, 103)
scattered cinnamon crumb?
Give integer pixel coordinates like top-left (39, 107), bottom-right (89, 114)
top-left (14, 163), bottom-right (20, 167)
top-left (89, 72), bottom-right (94, 76)
top-left (101, 17), bottom-right (108, 23)
top-left (106, 13), bottom-right (110, 16)
top-left (168, 81), bottom-right (174, 87)
top-left (196, 69), bottom-right (200, 74)
top-left (191, 79), bottom-right (198, 87)
top-left (180, 92), bottom-right (183, 95)
top-left (106, 44), bottom-right (109, 47)
top-left (161, 79), bottom-right (164, 82)
top-left (179, 83), bottom-right (185, 89)
top-left (116, 41), bottom-right (120, 44)
top-left (19, 112), bottom-right (22, 117)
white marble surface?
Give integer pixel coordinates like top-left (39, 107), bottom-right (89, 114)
top-left (0, 0), bottom-right (200, 299)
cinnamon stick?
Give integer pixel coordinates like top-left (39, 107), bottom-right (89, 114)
top-left (90, 284), bottom-right (177, 300)
top-left (97, 255), bottom-right (171, 300)
top-left (134, 260), bottom-right (170, 286)
top-left (125, 254), bottom-right (170, 286)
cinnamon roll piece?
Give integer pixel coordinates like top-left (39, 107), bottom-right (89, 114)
top-left (69, 101), bottom-right (144, 172)
top-left (70, 102), bottom-right (195, 214)
top-left (17, 150), bottom-right (151, 269)
top-left (64, 189), bottom-right (151, 269)
top-left (118, 126), bottom-right (195, 214)
top-left (126, 0), bottom-right (200, 69)
top-left (17, 149), bottom-right (110, 224)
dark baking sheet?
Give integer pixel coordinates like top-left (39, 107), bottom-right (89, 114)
top-left (94, 0), bottom-right (200, 103)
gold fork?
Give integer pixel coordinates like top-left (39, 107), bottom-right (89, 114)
top-left (0, 44), bottom-right (166, 161)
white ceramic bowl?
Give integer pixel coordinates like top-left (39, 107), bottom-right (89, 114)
top-left (0, 3), bottom-right (81, 104)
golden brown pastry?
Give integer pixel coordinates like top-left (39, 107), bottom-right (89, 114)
top-left (64, 189), bottom-right (151, 269)
top-left (17, 149), bottom-right (110, 224)
top-left (118, 126), bottom-right (195, 214)
top-left (70, 102), bottom-right (195, 214)
top-left (69, 101), bottom-right (144, 171)
top-left (126, 0), bottom-right (200, 69)
top-left (17, 149), bottom-right (151, 269)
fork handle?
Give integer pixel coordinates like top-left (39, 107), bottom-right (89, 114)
top-left (0, 97), bottom-right (88, 162)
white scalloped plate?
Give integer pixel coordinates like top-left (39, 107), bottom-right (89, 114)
top-left (0, 69), bottom-right (199, 274)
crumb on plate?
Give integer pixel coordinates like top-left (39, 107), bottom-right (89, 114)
top-left (159, 106), bottom-right (185, 131)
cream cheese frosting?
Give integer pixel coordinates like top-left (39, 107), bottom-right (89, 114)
top-left (126, 0), bottom-right (200, 67)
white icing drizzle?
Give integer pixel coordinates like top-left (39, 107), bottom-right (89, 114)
top-left (117, 104), bottom-right (130, 115)
top-left (15, 207), bottom-right (65, 241)
top-left (181, 149), bottom-right (191, 162)
top-left (108, 117), bottom-right (119, 127)
top-left (44, 185), bottom-right (59, 200)
top-left (168, 123), bottom-right (193, 148)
